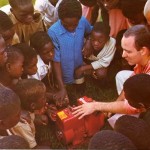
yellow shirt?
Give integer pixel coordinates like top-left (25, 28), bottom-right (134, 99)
top-left (9, 11), bottom-right (45, 43)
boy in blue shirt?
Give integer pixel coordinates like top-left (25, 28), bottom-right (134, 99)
top-left (48, 0), bottom-right (92, 101)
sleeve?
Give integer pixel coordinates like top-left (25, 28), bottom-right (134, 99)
top-left (10, 122), bottom-right (37, 148)
top-left (91, 38), bottom-right (116, 70)
top-left (83, 17), bottom-right (93, 35)
top-left (48, 29), bottom-right (61, 62)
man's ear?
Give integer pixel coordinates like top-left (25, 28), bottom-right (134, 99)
top-left (140, 46), bottom-right (149, 56)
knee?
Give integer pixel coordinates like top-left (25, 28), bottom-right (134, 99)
top-left (95, 68), bottom-right (107, 80)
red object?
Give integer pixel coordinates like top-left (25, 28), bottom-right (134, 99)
top-left (55, 96), bottom-right (105, 146)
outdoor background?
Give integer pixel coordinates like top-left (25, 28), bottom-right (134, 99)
top-left (0, 0), bottom-right (119, 149)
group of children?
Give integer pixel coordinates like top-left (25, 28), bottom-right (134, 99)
top-left (0, 0), bottom-right (150, 149)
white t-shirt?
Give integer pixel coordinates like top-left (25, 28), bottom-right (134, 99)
top-left (88, 37), bottom-right (116, 70)
top-left (29, 55), bottom-right (52, 80)
top-left (34, 0), bottom-right (62, 28)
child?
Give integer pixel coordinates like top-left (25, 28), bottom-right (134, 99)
top-left (0, 45), bottom-right (24, 88)
top-left (75, 22), bottom-right (116, 80)
top-left (115, 115), bottom-right (150, 149)
top-left (30, 31), bottom-right (69, 116)
top-left (6, 0), bottom-right (45, 43)
top-left (88, 130), bottom-right (136, 150)
top-left (48, 0), bottom-right (92, 99)
top-left (0, 10), bottom-right (20, 46)
top-left (8, 79), bottom-right (49, 149)
top-left (14, 43), bottom-right (38, 79)
top-left (34, 0), bottom-right (62, 29)
top-left (0, 135), bottom-right (29, 149)
top-left (0, 86), bottom-right (20, 132)
top-left (0, 35), bottom-right (7, 67)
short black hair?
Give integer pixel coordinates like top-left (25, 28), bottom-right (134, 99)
top-left (123, 25), bottom-right (150, 51)
top-left (0, 135), bottom-right (29, 149)
top-left (14, 43), bottom-right (37, 66)
top-left (121, 0), bottom-right (146, 19)
top-left (0, 10), bottom-right (13, 32)
top-left (114, 115), bottom-right (150, 149)
top-left (123, 74), bottom-right (150, 109)
top-left (58, 0), bottom-right (82, 20)
top-left (88, 130), bottom-right (136, 150)
top-left (5, 45), bottom-right (23, 64)
top-left (92, 22), bottom-right (110, 37)
top-left (30, 31), bottom-right (53, 53)
top-left (8, 0), bottom-right (32, 9)
top-left (13, 79), bottom-right (46, 111)
top-left (0, 86), bottom-right (20, 120)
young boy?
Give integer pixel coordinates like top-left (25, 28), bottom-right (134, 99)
top-left (34, 0), bottom-right (62, 29)
top-left (0, 35), bottom-right (7, 67)
top-left (0, 45), bottom-right (24, 88)
top-left (30, 31), bottom-right (69, 111)
top-left (4, 0), bottom-right (45, 43)
top-left (75, 22), bottom-right (116, 80)
top-left (8, 79), bottom-right (49, 148)
top-left (0, 86), bottom-right (20, 132)
top-left (48, 0), bottom-right (92, 100)
top-left (14, 43), bottom-right (38, 79)
top-left (0, 10), bottom-right (20, 46)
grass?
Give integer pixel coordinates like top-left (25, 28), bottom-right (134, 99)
top-left (0, 0), bottom-right (8, 7)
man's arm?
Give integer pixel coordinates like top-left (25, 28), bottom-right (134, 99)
top-left (73, 100), bottom-right (138, 119)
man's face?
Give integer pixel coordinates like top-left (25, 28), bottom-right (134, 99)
top-left (121, 36), bottom-right (142, 66)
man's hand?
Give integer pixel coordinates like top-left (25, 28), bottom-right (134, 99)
top-left (72, 102), bottom-right (96, 119)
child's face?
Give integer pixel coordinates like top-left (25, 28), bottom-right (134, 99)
top-left (0, 36), bottom-right (7, 67)
top-left (35, 92), bottom-right (46, 110)
top-left (39, 42), bottom-right (54, 64)
top-left (11, 4), bottom-right (34, 24)
top-left (7, 54), bottom-right (24, 79)
top-left (91, 31), bottom-right (108, 51)
top-left (23, 56), bottom-right (38, 76)
top-left (1, 27), bottom-right (15, 46)
top-left (61, 17), bottom-right (79, 32)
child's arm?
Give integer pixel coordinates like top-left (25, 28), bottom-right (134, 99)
top-left (75, 64), bottom-right (93, 78)
top-left (53, 62), bottom-right (67, 102)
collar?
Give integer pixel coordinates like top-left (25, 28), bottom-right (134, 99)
top-left (58, 17), bottom-right (83, 35)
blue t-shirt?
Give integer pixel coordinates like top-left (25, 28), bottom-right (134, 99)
top-left (48, 17), bottom-right (92, 84)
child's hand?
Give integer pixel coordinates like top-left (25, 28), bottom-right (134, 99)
top-left (53, 88), bottom-right (67, 102)
top-left (75, 66), bottom-right (84, 79)
top-left (34, 114), bottom-right (48, 126)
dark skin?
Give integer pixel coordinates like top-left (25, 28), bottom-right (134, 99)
top-left (0, 53), bottom-right (24, 89)
top-left (10, 3), bottom-right (34, 25)
top-left (49, 0), bottom-right (59, 6)
top-left (0, 36), bottom-right (7, 67)
top-left (75, 31), bottom-right (109, 79)
top-left (0, 27), bottom-right (15, 46)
